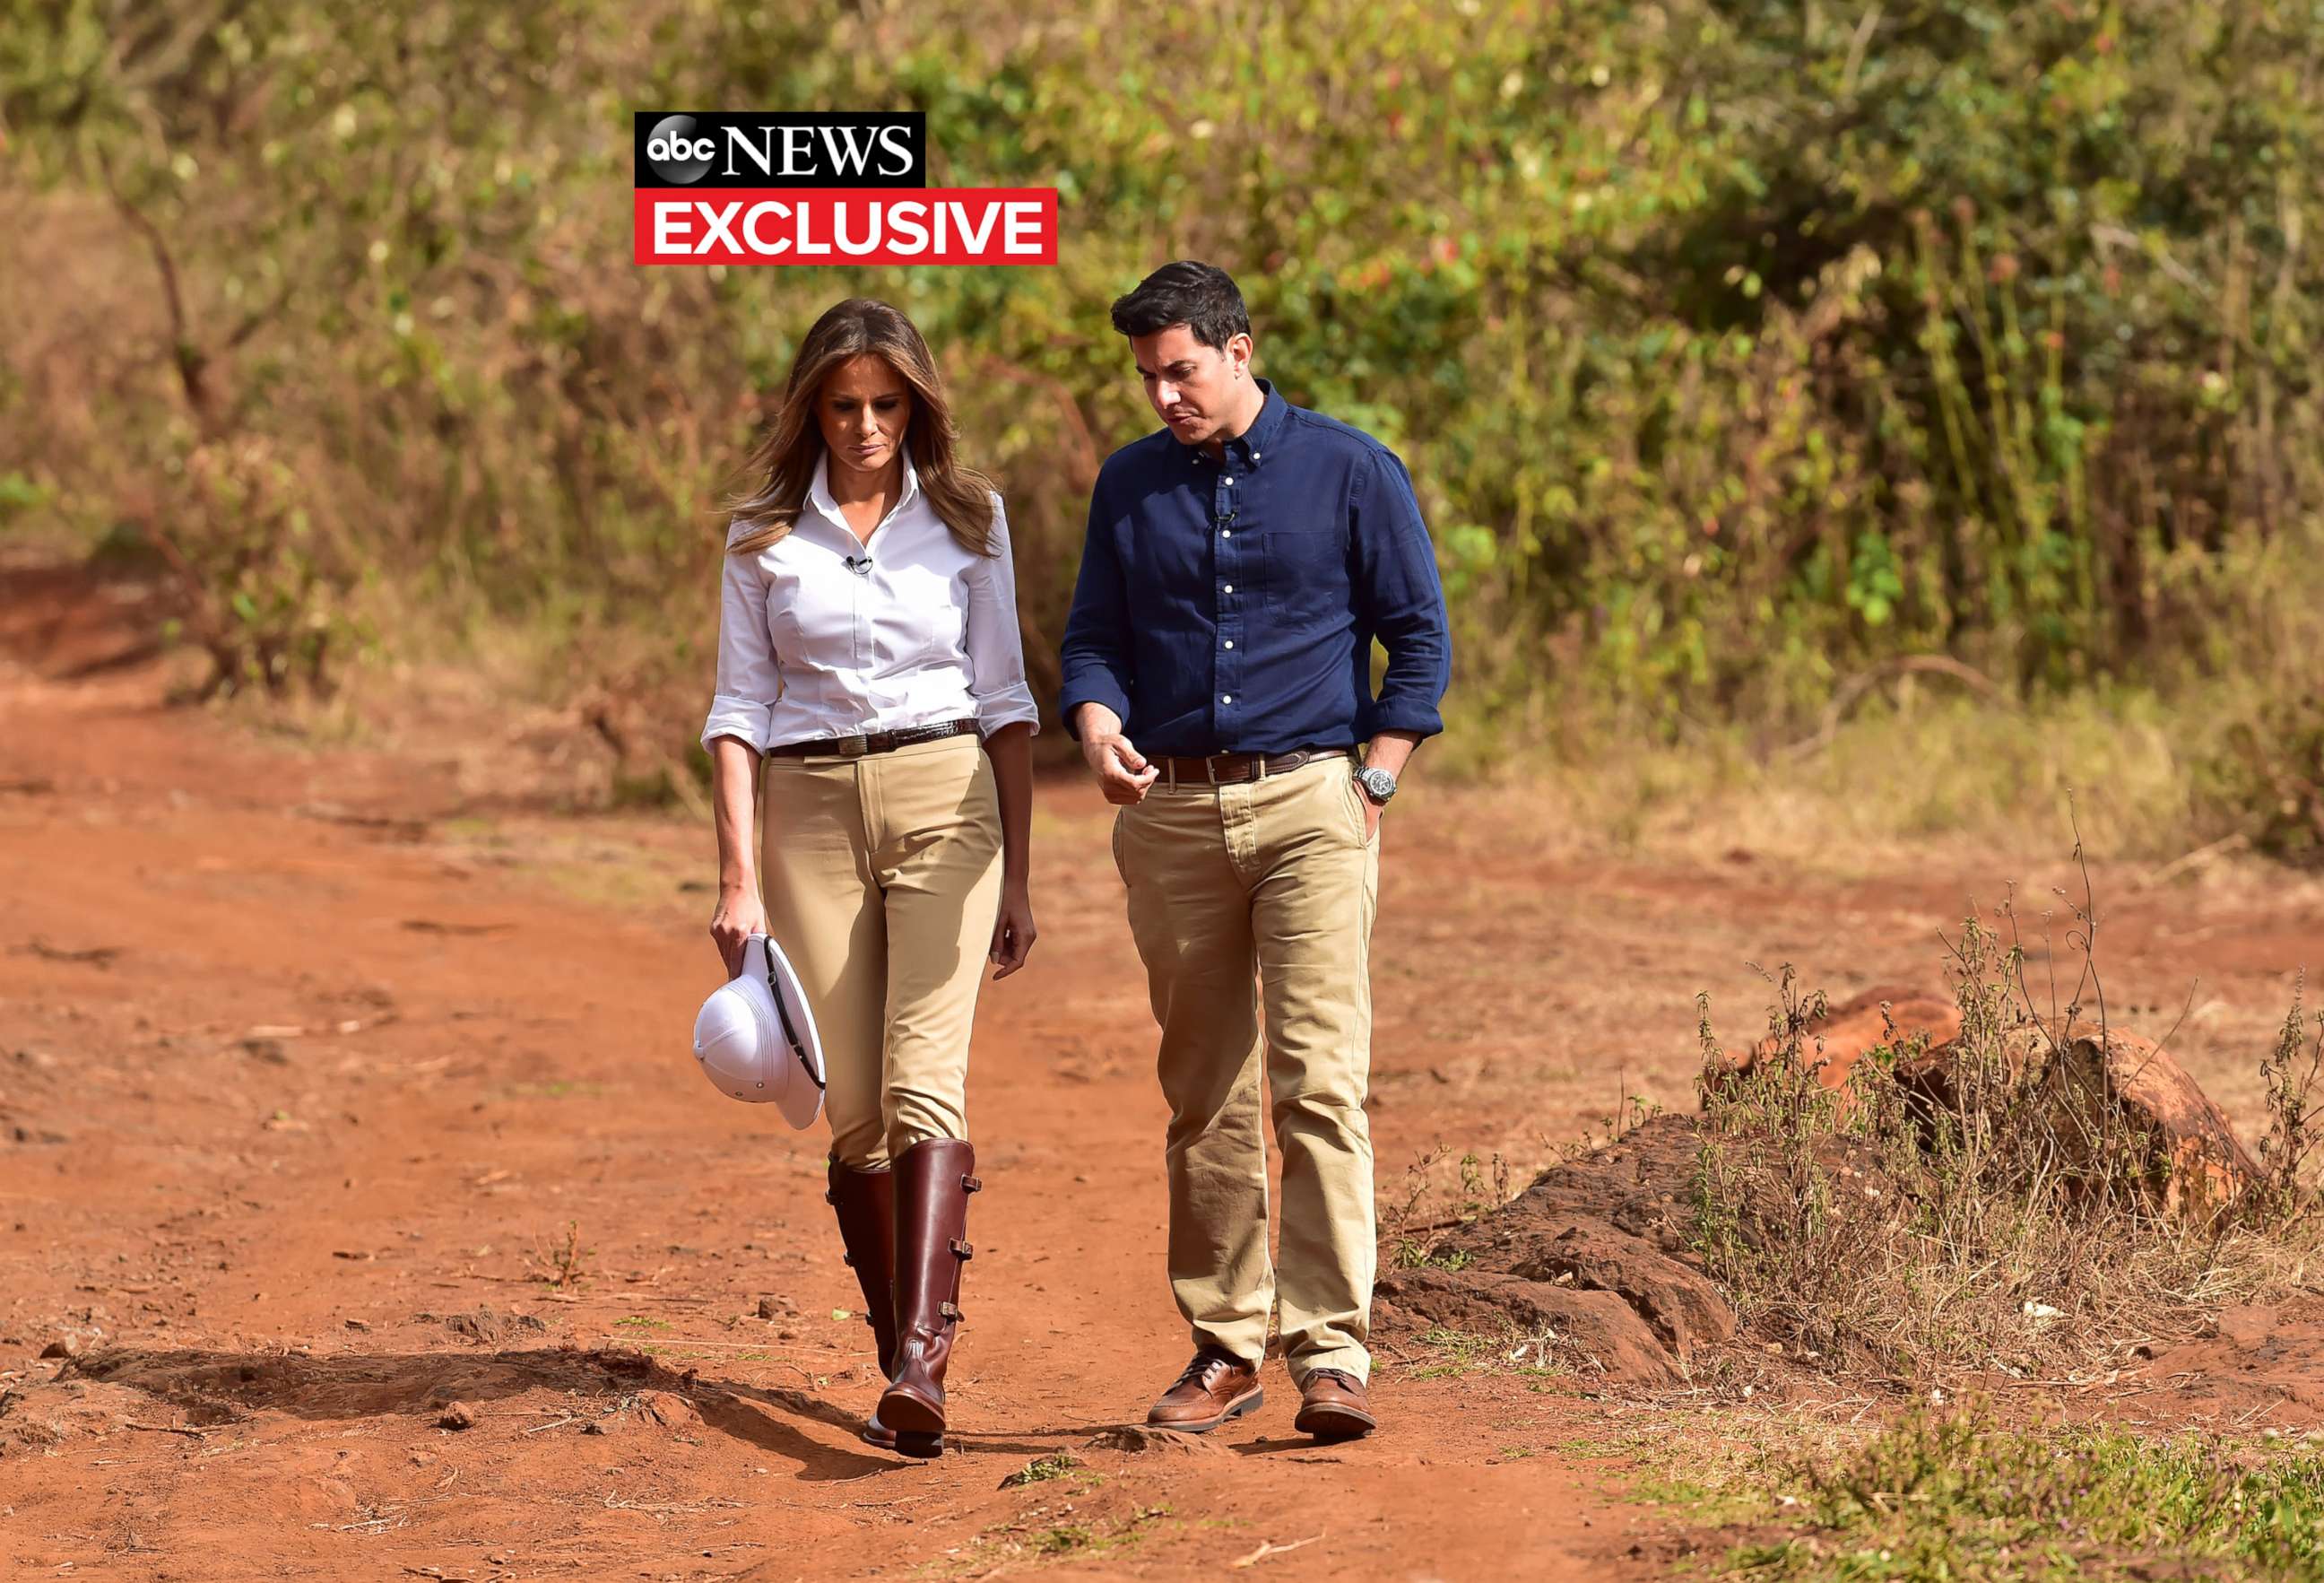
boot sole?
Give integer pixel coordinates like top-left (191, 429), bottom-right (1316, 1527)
top-left (892, 1429), bottom-right (945, 1459)
top-left (1148, 1385), bottom-right (1263, 1435)
top-left (878, 1383), bottom-right (945, 1438)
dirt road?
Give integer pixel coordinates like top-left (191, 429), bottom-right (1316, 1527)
top-left (5, 561), bottom-right (2322, 1580)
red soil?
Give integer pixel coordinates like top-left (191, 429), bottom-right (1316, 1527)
top-left (7, 554), bottom-right (2324, 1579)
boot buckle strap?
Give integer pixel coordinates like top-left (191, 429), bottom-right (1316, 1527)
top-left (939, 1300), bottom-right (963, 1321)
top-left (961, 1175), bottom-right (983, 1193)
top-left (949, 1239), bottom-right (973, 1259)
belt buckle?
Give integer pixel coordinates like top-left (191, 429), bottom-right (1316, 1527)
top-left (835, 735), bottom-right (869, 760)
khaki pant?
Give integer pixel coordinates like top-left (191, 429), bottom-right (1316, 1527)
top-left (759, 734), bottom-right (1002, 1169)
top-left (1113, 754), bottom-right (1381, 1384)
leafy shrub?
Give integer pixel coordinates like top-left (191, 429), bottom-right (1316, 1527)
top-left (1, 1), bottom-right (2319, 775)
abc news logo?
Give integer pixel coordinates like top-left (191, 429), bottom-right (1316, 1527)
top-left (632, 110), bottom-right (1055, 267)
top-left (637, 112), bottom-right (924, 188)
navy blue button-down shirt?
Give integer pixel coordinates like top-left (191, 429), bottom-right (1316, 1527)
top-left (1057, 380), bottom-right (1451, 756)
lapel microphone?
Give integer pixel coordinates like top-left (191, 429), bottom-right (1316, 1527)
top-left (844, 555), bottom-right (872, 576)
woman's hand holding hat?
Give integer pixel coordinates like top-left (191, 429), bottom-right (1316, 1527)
top-left (710, 882), bottom-right (769, 976)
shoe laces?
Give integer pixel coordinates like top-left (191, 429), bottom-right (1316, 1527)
top-left (1306, 1368), bottom-right (1362, 1392)
top-left (1172, 1348), bottom-right (1237, 1388)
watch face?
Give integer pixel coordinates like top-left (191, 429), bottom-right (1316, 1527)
top-left (1357, 767), bottom-right (1396, 802)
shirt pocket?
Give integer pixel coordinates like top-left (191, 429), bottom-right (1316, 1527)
top-left (768, 561), bottom-right (858, 670)
top-left (1260, 529), bottom-right (1343, 616)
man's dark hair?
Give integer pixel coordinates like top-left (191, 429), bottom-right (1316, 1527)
top-left (1109, 261), bottom-right (1251, 351)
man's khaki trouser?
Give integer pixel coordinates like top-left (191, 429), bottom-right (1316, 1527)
top-left (759, 734), bottom-right (1002, 1169)
top-left (1113, 753), bottom-right (1381, 1385)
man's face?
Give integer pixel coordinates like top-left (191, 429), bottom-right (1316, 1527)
top-left (1129, 325), bottom-right (1251, 448)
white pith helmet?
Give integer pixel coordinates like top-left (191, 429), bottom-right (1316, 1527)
top-left (691, 935), bottom-right (825, 1129)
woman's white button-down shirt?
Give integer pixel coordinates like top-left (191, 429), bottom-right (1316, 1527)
top-left (702, 456), bottom-right (1042, 753)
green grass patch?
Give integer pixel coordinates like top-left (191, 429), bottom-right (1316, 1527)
top-left (1031, 1525), bottom-right (1097, 1556)
top-left (1646, 1404), bottom-right (2324, 1581)
top-left (1000, 1453), bottom-right (1090, 1489)
top-left (1392, 1240), bottom-right (1474, 1272)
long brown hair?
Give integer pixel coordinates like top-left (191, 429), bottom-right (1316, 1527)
top-left (726, 298), bottom-right (997, 557)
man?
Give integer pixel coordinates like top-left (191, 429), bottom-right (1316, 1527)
top-left (1059, 261), bottom-right (1451, 1440)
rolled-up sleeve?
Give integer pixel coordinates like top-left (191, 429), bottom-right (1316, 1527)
top-left (701, 523), bottom-right (782, 754)
top-left (1056, 471), bottom-right (1135, 739)
top-left (1352, 448), bottom-right (1451, 739)
top-left (965, 494), bottom-right (1041, 736)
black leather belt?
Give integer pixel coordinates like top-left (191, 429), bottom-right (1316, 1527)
top-left (765, 718), bottom-right (978, 761)
top-left (1154, 747), bottom-right (1354, 787)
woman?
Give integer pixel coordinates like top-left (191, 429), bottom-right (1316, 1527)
top-left (702, 298), bottom-right (1038, 1459)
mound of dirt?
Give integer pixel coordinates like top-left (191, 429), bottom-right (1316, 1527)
top-left (1375, 1114), bottom-right (1740, 1384)
top-left (1713, 987), bottom-right (2263, 1220)
top-left (1922, 1019), bottom-right (2261, 1220)
top-left (1387, 992), bottom-right (2269, 1385)
top-left (1713, 984), bottom-right (1964, 1100)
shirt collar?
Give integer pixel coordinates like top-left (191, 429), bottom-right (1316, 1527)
top-left (807, 450), bottom-right (921, 529)
top-left (1211, 378), bottom-right (1287, 468)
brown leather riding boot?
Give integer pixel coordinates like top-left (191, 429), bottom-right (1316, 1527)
top-left (825, 1159), bottom-right (899, 1450)
top-left (876, 1138), bottom-right (978, 1457)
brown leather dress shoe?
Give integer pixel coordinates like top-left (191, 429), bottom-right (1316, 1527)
top-left (1146, 1347), bottom-right (1263, 1432)
top-left (1293, 1368), bottom-right (1376, 1440)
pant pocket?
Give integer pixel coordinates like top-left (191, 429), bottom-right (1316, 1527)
top-left (1332, 766), bottom-right (1371, 848)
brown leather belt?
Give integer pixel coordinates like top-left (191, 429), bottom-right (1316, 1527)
top-left (1153, 746), bottom-right (1354, 787)
top-left (765, 718), bottom-right (978, 761)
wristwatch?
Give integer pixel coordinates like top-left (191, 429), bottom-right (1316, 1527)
top-left (1354, 764), bottom-right (1398, 806)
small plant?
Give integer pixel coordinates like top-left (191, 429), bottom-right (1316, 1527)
top-left (999, 1453), bottom-right (1086, 1489)
top-left (529, 1220), bottom-right (594, 1292)
top-left (2257, 975), bottom-right (2324, 1227)
top-left (1031, 1525), bottom-right (1094, 1556)
top-left (1381, 1144), bottom-right (1516, 1269)
top-left (1409, 1325), bottom-right (1570, 1381)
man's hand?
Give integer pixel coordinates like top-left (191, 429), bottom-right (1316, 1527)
top-left (1358, 731), bottom-right (1421, 848)
top-left (1074, 704), bottom-right (1159, 805)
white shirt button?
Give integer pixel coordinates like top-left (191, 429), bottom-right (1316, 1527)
top-left (1223, 583), bottom-right (1235, 594)
top-left (1224, 640), bottom-right (1235, 649)
top-left (1221, 528), bottom-right (1232, 538)
top-left (1221, 694), bottom-right (1232, 704)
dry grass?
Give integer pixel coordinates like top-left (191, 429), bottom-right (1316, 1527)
top-left (1689, 853), bottom-right (2324, 1387)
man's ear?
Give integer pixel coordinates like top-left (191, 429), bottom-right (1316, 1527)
top-left (1227, 331), bottom-right (1253, 377)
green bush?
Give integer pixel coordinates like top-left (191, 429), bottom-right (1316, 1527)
top-left (2, 1), bottom-right (2319, 793)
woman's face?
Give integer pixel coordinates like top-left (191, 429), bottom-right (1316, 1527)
top-left (818, 353), bottom-right (914, 483)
